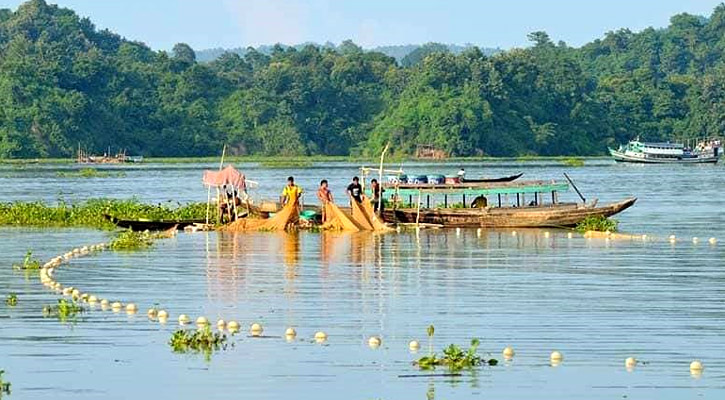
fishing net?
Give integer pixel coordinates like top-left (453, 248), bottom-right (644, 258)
top-left (223, 201), bottom-right (299, 232)
top-left (360, 197), bottom-right (393, 232)
top-left (320, 203), bottom-right (364, 232)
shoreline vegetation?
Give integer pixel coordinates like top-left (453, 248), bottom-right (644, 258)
top-left (0, 155), bottom-right (610, 165)
top-left (0, 1), bottom-right (723, 160)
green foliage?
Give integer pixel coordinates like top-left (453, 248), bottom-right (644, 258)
top-left (0, 370), bottom-right (10, 396)
top-left (575, 216), bottom-right (619, 233)
top-left (56, 168), bottom-right (126, 178)
top-left (416, 338), bottom-right (498, 371)
top-left (562, 157), bottom-right (585, 167)
top-left (169, 326), bottom-right (229, 359)
top-left (0, 198), bottom-right (207, 229)
top-left (12, 250), bottom-right (40, 271)
top-left (109, 229), bottom-right (157, 250)
top-left (0, 1), bottom-right (724, 158)
top-left (5, 293), bottom-right (17, 306)
top-left (42, 298), bottom-right (86, 322)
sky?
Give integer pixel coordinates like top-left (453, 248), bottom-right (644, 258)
top-left (1, 0), bottom-right (723, 51)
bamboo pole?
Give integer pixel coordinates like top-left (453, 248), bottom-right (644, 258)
top-left (377, 143), bottom-right (389, 217)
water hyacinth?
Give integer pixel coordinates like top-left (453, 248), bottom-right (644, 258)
top-left (0, 198), bottom-right (207, 230)
top-left (42, 299), bottom-right (86, 322)
top-left (169, 327), bottom-right (229, 359)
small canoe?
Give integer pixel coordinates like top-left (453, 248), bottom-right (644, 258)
top-left (463, 172), bottom-right (523, 183)
top-left (104, 214), bottom-right (205, 231)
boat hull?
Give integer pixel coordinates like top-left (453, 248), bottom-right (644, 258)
top-left (381, 197), bottom-right (636, 228)
top-left (104, 214), bottom-right (204, 230)
top-left (462, 172), bottom-right (523, 183)
top-left (609, 149), bottom-right (719, 164)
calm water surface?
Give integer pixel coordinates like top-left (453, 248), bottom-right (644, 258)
top-left (1, 161), bottom-right (724, 399)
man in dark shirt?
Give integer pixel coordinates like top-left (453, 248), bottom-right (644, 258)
top-left (347, 176), bottom-right (363, 204)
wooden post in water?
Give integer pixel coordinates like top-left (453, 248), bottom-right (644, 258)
top-left (377, 143), bottom-right (389, 218)
top-left (415, 189), bottom-right (422, 228)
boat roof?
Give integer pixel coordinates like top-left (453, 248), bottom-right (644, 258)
top-left (636, 141), bottom-right (683, 148)
top-left (383, 180), bottom-right (569, 196)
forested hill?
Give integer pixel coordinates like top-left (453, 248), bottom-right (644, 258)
top-left (0, 0), bottom-right (723, 158)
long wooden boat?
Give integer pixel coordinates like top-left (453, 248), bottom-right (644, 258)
top-left (104, 214), bottom-right (204, 230)
top-left (382, 198), bottom-right (636, 228)
top-left (463, 172), bottom-right (523, 183)
top-left (380, 179), bottom-right (636, 228)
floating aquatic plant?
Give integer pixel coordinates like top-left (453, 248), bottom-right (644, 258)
top-left (5, 294), bottom-right (17, 307)
top-left (12, 251), bottom-right (40, 271)
top-left (0, 199), bottom-right (207, 230)
top-left (42, 299), bottom-right (86, 322)
top-left (56, 168), bottom-right (126, 178)
top-left (416, 338), bottom-right (498, 371)
top-left (575, 215), bottom-right (618, 233)
top-left (109, 230), bottom-right (158, 250)
top-left (169, 327), bottom-right (229, 359)
top-left (0, 370), bottom-right (10, 396)
top-left (562, 157), bottom-right (585, 167)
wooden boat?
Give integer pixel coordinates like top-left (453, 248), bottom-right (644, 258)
top-left (104, 214), bottom-right (204, 231)
top-left (380, 179), bottom-right (636, 228)
top-left (462, 172), bottom-right (523, 183)
top-left (383, 198), bottom-right (636, 228)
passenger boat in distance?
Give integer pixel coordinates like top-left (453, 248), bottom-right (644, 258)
top-left (609, 139), bottom-right (720, 164)
top-left (379, 179), bottom-right (636, 228)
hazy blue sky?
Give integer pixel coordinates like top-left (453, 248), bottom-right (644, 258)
top-left (1, 0), bottom-right (723, 50)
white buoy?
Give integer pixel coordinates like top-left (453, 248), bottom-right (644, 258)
top-left (692, 237), bottom-right (699, 244)
top-left (503, 346), bottom-right (515, 359)
top-left (625, 357), bottom-right (637, 368)
top-left (157, 310), bottom-right (168, 319)
top-left (690, 360), bottom-right (704, 373)
top-left (477, 228), bottom-right (482, 237)
top-left (456, 227), bottom-right (461, 236)
top-left (227, 320), bottom-right (240, 332)
top-left (512, 231), bottom-right (517, 236)
top-left (709, 237), bottom-right (717, 245)
top-left (567, 232), bottom-right (573, 239)
top-left (88, 295), bottom-right (98, 303)
top-left (641, 234), bottom-right (647, 241)
top-left (125, 303), bottom-right (138, 314)
top-left (314, 331), bottom-right (328, 343)
top-left (147, 308), bottom-right (158, 319)
top-left (100, 299), bottom-right (109, 307)
top-left (285, 327), bottom-right (297, 337)
top-left (544, 231), bottom-right (550, 238)
top-left (409, 340), bottom-right (420, 352)
top-left (550, 351), bottom-right (563, 363)
top-left (71, 289), bottom-right (81, 298)
top-left (250, 323), bottom-right (263, 336)
top-left (196, 316), bottom-right (209, 327)
top-left (178, 314), bottom-right (190, 325)
top-left (111, 302), bottom-right (122, 311)
top-left (368, 336), bottom-right (382, 348)
top-left (216, 319), bottom-right (226, 330)
top-left (669, 235), bottom-right (676, 243)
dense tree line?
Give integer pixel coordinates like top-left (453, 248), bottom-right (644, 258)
top-left (0, 0), bottom-right (723, 158)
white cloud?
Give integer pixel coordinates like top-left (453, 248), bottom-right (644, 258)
top-left (221, 0), bottom-right (310, 46)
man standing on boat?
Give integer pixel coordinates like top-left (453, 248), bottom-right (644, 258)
top-left (457, 168), bottom-right (466, 182)
top-left (281, 176), bottom-right (303, 208)
top-left (371, 178), bottom-right (384, 215)
top-left (347, 176), bottom-right (363, 205)
top-left (317, 179), bottom-right (333, 222)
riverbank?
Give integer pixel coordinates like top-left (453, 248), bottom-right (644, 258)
top-left (0, 155), bottom-right (608, 165)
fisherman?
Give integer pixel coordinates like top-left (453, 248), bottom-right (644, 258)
top-left (346, 176), bottom-right (363, 204)
top-left (371, 178), bottom-right (384, 215)
top-left (317, 179), bottom-right (333, 222)
top-left (281, 176), bottom-right (303, 207)
top-left (457, 168), bottom-right (466, 182)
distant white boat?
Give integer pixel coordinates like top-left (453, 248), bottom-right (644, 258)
top-left (609, 139), bottom-right (720, 164)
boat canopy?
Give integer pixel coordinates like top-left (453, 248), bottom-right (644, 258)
top-left (202, 165), bottom-right (246, 190)
top-left (384, 180), bottom-right (569, 197)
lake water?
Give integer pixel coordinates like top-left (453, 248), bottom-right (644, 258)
top-left (1, 160), bottom-right (724, 399)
